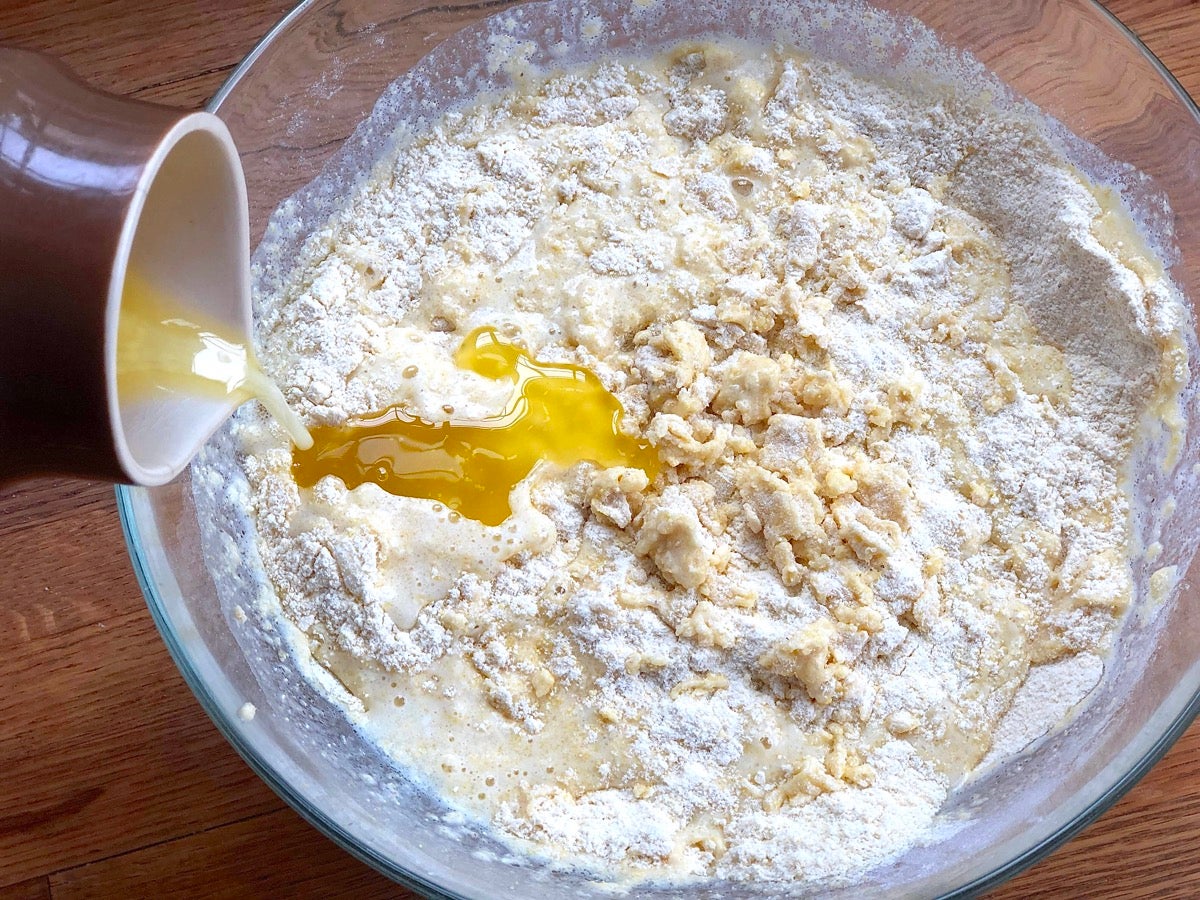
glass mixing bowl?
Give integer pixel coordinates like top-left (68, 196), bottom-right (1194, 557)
top-left (117, 0), bottom-right (1200, 896)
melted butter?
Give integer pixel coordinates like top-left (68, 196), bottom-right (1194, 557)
top-left (292, 327), bottom-right (660, 526)
top-left (117, 270), bottom-right (312, 449)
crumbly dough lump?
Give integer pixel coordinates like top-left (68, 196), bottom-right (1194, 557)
top-left (230, 40), bottom-right (1187, 884)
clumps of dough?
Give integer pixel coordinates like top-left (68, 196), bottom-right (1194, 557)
top-left (676, 599), bottom-right (737, 648)
top-left (759, 725), bottom-right (875, 811)
top-left (633, 320), bottom-right (716, 417)
top-left (664, 86), bottom-right (729, 142)
top-left (688, 172), bottom-right (740, 221)
top-left (619, 293), bottom-right (926, 611)
top-left (645, 415), bottom-right (731, 469)
top-left (712, 352), bottom-right (783, 425)
top-left (588, 467), bottom-right (650, 529)
top-left (663, 46), bottom-right (732, 143)
top-left (635, 485), bottom-right (714, 589)
top-left (758, 414), bottom-right (822, 473)
top-left (757, 618), bottom-right (849, 705)
top-left (740, 465), bottom-right (827, 588)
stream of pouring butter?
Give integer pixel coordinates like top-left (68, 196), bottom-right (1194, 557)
top-left (117, 270), bottom-right (313, 449)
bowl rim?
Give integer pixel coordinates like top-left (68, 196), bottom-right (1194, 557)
top-left (118, 0), bottom-right (1200, 896)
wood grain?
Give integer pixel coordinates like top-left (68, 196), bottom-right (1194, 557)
top-left (0, 2), bottom-right (294, 97)
top-left (0, 606), bottom-right (284, 886)
top-left (0, 879), bottom-right (51, 900)
top-left (48, 810), bottom-right (394, 900)
top-left (0, 1), bottom-right (1198, 898)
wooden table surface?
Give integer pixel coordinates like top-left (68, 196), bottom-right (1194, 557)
top-left (2, 1), bottom-right (1199, 897)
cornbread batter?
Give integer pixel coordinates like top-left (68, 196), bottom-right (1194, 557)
top-left (197, 21), bottom-right (1189, 889)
